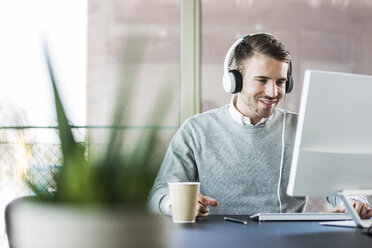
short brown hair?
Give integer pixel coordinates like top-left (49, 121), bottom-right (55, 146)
top-left (234, 33), bottom-right (291, 76)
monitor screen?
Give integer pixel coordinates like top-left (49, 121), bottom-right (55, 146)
top-left (287, 70), bottom-right (372, 197)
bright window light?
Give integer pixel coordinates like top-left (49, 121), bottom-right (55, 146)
top-left (0, 0), bottom-right (87, 128)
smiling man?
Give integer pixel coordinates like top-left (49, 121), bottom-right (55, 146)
top-left (148, 33), bottom-right (371, 219)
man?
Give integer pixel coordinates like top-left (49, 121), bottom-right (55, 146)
top-left (148, 33), bottom-right (371, 219)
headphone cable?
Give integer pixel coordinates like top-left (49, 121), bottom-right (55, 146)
top-left (277, 94), bottom-right (287, 213)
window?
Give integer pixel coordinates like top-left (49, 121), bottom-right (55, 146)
top-left (0, 1), bottom-right (86, 246)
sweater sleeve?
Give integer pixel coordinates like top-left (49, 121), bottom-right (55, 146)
top-left (326, 194), bottom-right (369, 208)
top-left (147, 122), bottom-right (198, 215)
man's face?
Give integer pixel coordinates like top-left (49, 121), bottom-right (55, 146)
top-left (235, 53), bottom-right (288, 125)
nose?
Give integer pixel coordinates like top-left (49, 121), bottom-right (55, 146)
top-left (264, 81), bottom-right (278, 98)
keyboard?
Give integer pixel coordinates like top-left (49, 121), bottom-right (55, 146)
top-left (250, 212), bottom-right (352, 221)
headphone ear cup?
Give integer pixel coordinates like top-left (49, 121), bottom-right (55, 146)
top-left (228, 70), bottom-right (243, 93)
top-left (285, 61), bottom-right (294, 94)
top-left (286, 75), bottom-right (293, 94)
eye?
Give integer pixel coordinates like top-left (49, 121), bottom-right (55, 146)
top-left (276, 80), bottom-right (286, 87)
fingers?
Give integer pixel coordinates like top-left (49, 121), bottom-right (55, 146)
top-left (196, 193), bottom-right (219, 217)
top-left (346, 200), bottom-right (371, 219)
top-left (360, 206), bottom-right (368, 219)
top-left (355, 202), bottom-right (370, 220)
top-left (353, 201), bottom-right (363, 215)
top-left (204, 195), bottom-right (219, 207)
top-left (198, 193), bottom-right (208, 206)
top-left (365, 209), bottom-right (372, 219)
top-left (328, 207), bottom-right (345, 213)
top-left (196, 203), bottom-right (209, 217)
top-left (198, 193), bottom-right (219, 207)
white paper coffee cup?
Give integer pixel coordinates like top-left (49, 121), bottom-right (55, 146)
top-left (168, 182), bottom-right (200, 223)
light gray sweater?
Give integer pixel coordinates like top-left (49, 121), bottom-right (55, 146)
top-left (148, 104), bottom-right (367, 215)
top-left (148, 105), bottom-right (310, 215)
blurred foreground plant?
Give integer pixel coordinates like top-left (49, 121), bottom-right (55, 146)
top-left (26, 40), bottom-right (170, 207)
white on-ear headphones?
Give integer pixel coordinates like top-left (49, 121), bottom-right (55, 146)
top-left (222, 34), bottom-right (250, 93)
top-left (222, 32), bottom-right (293, 94)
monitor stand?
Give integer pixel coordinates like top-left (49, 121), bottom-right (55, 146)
top-left (320, 190), bottom-right (372, 228)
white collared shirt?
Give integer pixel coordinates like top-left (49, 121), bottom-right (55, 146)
top-left (227, 95), bottom-right (273, 126)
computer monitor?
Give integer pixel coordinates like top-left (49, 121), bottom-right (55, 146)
top-left (286, 70), bottom-right (372, 228)
top-left (287, 69), bottom-right (372, 196)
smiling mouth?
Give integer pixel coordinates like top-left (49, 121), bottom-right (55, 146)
top-left (259, 99), bottom-right (277, 108)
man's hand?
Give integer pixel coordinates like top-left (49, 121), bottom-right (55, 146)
top-left (196, 193), bottom-right (219, 217)
top-left (330, 200), bottom-right (372, 219)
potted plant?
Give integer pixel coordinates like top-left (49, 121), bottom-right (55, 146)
top-left (4, 45), bottom-right (169, 248)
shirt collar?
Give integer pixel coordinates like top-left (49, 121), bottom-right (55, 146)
top-left (228, 95), bottom-right (273, 126)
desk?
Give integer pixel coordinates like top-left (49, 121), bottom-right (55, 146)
top-left (166, 215), bottom-right (372, 248)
